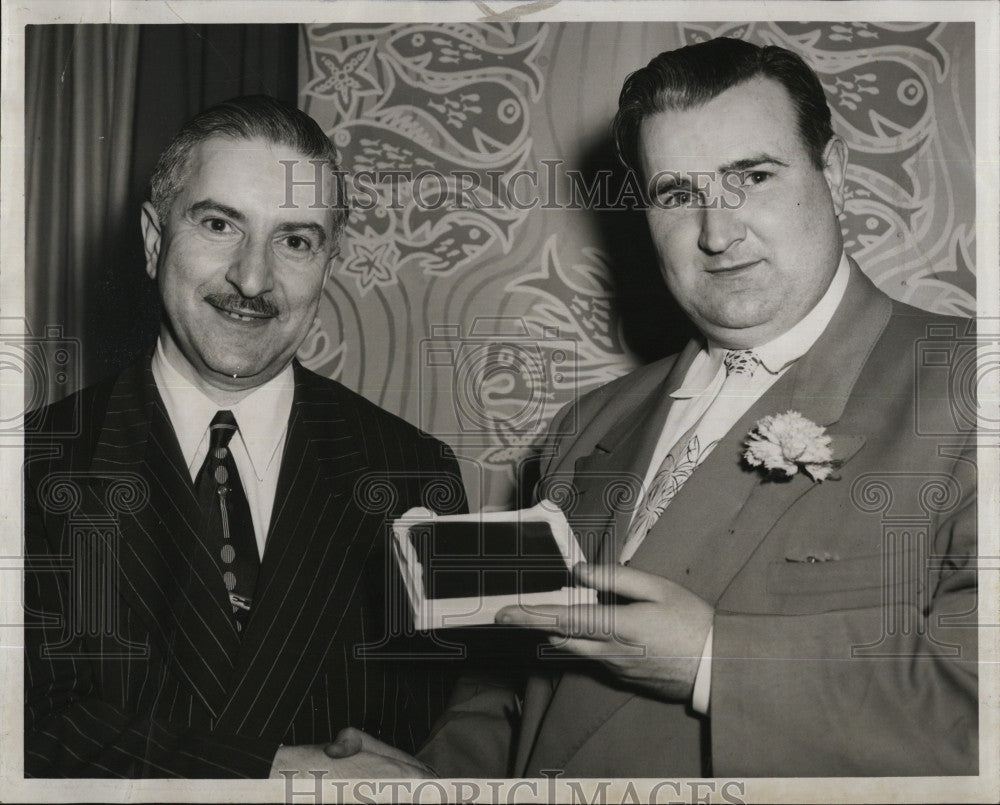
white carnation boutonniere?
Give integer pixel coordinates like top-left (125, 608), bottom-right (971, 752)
top-left (743, 410), bottom-right (839, 482)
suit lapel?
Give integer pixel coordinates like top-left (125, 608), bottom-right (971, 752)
top-left (566, 339), bottom-right (701, 565)
top-left (216, 363), bottom-right (371, 737)
top-left (525, 263), bottom-right (893, 773)
top-left (515, 342), bottom-right (702, 771)
top-left (628, 261), bottom-right (891, 601)
top-left (87, 359), bottom-right (240, 719)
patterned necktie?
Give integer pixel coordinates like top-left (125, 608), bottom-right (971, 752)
top-left (619, 349), bottom-right (760, 564)
top-left (195, 410), bottom-right (259, 633)
top-left (723, 348), bottom-right (760, 377)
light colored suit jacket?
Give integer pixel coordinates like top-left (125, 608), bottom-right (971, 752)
top-left (420, 262), bottom-right (978, 777)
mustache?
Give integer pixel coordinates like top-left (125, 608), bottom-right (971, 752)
top-left (204, 293), bottom-right (279, 317)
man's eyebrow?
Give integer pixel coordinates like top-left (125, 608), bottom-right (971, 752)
top-left (187, 200), bottom-right (329, 247)
top-left (275, 221), bottom-right (328, 248)
top-left (649, 153), bottom-right (790, 190)
top-left (651, 172), bottom-right (693, 191)
top-left (718, 154), bottom-right (790, 173)
top-left (188, 199), bottom-right (246, 221)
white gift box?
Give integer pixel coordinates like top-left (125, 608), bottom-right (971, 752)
top-left (391, 499), bottom-right (597, 630)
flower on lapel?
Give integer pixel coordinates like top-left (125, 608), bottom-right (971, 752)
top-left (743, 410), bottom-right (837, 481)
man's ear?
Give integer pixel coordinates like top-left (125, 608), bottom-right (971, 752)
top-left (821, 136), bottom-right (848, 217)
top-left (323, 239), bottom-right (341, 284)
top-left (140, 201), bottom-right (162, 280)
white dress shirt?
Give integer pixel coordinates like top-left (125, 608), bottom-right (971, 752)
top-left (150, 340), bottom-right (295, 559)
top-left (630, 254), bottom-right (851, 713)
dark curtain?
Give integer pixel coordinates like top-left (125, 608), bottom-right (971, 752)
top-left (25, 25), bottom-right (139, 408)
top-left (27, 24), bottom-right (300, 398)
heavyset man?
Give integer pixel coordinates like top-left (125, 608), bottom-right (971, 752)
top-left (417, 36), bottom-right (977, 777)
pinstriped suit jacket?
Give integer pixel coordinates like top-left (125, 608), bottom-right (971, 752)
top-left (24, 356), bottom-right (467, 777)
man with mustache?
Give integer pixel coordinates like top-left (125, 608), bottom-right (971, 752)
top-left (414, 36), bottom-right (978, 777)
top-left (24, 95), bottom-right (463, 777)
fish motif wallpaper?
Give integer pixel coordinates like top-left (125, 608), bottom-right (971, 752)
top-left (298, 21), bottom-right (976, 510)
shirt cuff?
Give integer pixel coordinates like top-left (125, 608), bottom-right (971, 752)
top-left (691, 625), bottom-right (713, 715)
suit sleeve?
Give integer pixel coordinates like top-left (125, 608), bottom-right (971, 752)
top-left (416, 401), bottom-right (583, 776)
top-left (709, 434), bottom-right (978, 776)
top-left (413, 431), bottom-right (525, 777)
top-left (23, 475), bottom-right (279, 778)
top-left (416, 673), bottom-right (522, 777)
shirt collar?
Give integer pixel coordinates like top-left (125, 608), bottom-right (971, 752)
top-left (672, 252), bottom-right (851, 397)
top-left (150, 339), bottom-right (295, 481)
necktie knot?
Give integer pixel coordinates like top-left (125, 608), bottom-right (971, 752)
top-left (209, 410), bottom-right (238, 452)
top-left (724, 349), bottom-right (760, 378)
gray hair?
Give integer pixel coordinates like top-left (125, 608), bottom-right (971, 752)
top-left (149, 94), bottom-right (348, 237)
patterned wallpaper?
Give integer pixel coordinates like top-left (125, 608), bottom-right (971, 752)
top-left (297, 21), bottom-right (976, 510)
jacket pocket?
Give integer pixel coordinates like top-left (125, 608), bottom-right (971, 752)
top-left (765, 547), bottom-right (924, 613)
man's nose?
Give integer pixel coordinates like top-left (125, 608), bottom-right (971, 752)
top-left (226, 239), bottom-right (274, 298)
top-left (696, 205), bottom-right (747, 255)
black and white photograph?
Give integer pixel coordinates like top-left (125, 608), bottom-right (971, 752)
top-left (1, 1), bottom-right (997, 802)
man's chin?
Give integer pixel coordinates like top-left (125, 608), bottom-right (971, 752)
top-left (201, 356), bottom-right (278, 388)
top-left (697, 304), bottom-right (769, 325)
top-left (694, 309), bottom-right (779, 346)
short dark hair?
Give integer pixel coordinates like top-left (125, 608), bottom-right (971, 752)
top-left (613, 37), bottom-right (834, 176)
top-left (149, 94), bottom-right (348, 238)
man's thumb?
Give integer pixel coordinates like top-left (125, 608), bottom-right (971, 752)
top-left (324, 727), bottom-right (363, 758)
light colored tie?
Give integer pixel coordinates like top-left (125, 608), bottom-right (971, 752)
top-left (619, 349), bottom-right (759, 564)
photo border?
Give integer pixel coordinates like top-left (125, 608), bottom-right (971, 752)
top-left (2, 2), bottom-right (996, 802)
